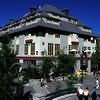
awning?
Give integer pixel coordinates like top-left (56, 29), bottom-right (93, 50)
top-left (70, 49), bottom-right (77, 52)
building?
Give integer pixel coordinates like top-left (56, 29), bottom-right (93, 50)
top-left (0, 5), bottom-right (97, 72)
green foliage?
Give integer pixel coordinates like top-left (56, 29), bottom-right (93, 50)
top-left (67, 74), bottom-right (78, 84)
top-left (91, 39), bottom-right (100, 71)
top-left (41, 57), bottom-right (55, 80)
top-left (22, 65), bottom-right (41, 82)
top-left (57, 54), bottom-right (76, 75)
top-left (0, 36), bottom-right (20, 100)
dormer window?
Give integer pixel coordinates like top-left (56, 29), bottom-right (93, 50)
top-left (89, 37), bottom-right (95, 43)
top-left (25, 39), bottom-right (32, 43)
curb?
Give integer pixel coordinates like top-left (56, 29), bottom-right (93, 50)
top-left (52, 93), bottom-right (76, 100)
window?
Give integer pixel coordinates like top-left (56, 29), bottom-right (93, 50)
top-left (25, 39), bottom-right (32, 43)
top-left (16, 45), bottom-right (19, 55)
top-left (42, 42), bottom-right (45, 45)
top-left (88, 47), bottom-right (91, 50)
top-left (31, 43), bottom-right (35, 55)
top-left (48, 43), bottom-right (53, 56)
top-left (24, 60), bottom-right (36, 65)
top-left (55, 34), bottom-right (60, 38)
top-left (69, 45), bottom-right (72, 50)
top-left (24, 43), bottom-right (28, 55)
top-left (24, 42), bottom-right (35, 55)
top-left (82, 46), bottom-right (87, 51)
top-left (10, 44), bottom-right (14, 53)
top-left (92, 47), bottom-right (95, 50)
top-left (55, 44), bottom-right (60, 56)
top-left (91, 39), bottom-right (95, 43)
top-left (71, 43), bottom-right (78, 50)
top-left (36, 51), bottom-right (38, 55)
top-left (41, 51), bottom-right (45, 55)
top-left (36, 32), bottom-right (45, 36)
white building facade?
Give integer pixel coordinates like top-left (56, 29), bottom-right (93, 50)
top-left (0, 5), bottom-right (97, 72)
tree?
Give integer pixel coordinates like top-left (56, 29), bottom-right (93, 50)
top-left (41, 57), bottom-right (55, 82)
top-left (22, 65), bottom-right (41, 82)
top-left (57, 54), bottom-right (76, 78)
top-left (91, 38), bottom-right (100, 71)
top-left (0, 36), bottom-right (22, 100)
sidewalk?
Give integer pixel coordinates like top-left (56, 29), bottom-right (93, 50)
top-left (25, 75), bottom-right (100, 100)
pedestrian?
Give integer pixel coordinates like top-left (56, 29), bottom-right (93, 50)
top-left (40, 78), bottom-right (44, 87)
top-left (93, 70), bottom-right (96, 77)
top-left (96, 78), bottom-right (99, 89)
top-left (83, 87), bottom-right (90, 100)
top-left (91, 87), bottom-right (97, 100)
top-left (77, 86), bottom-right (84, 100)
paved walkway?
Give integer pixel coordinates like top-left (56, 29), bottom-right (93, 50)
top-left (83, 74), bottom-right (100, 94)
top-left (28, 75), bottom-right (100, 100)
top-left (54, 74), bottom-right (100, 100)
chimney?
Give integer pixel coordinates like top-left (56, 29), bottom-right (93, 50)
top-left (62, 8), bottom-right (69, 16)
top-left (29, 7), bottom-right (36, 13)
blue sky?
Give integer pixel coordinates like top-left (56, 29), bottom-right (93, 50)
top-left (0, 0), bottom-right (100, 35)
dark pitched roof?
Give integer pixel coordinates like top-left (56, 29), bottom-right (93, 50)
top-left (59, 21), bottom-right (80, 33)
top-left (0, 5), bottom-right (98, 38)
top-left (77, 21), bottom-right (92, 29)
top-left (0, 18), bottom-right (97, 37)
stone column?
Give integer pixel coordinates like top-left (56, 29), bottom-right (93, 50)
top-left (87, 59), bottom-right (91, 73)
top-left (75, 59), bottom-right (80, 72)
top-left (75, 54), bottom-right (80, 72)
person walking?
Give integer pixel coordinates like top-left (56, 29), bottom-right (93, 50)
top-left (93, 70), bottom-right (96, 77)
top-left (83, 87), bottom-right (90, 100)
top-left (77, 86), bottom-right (84, 100)
top-left (96, 78), bottom-right (99, 89)
top-left (91, 87), bottom-right (97, 100)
